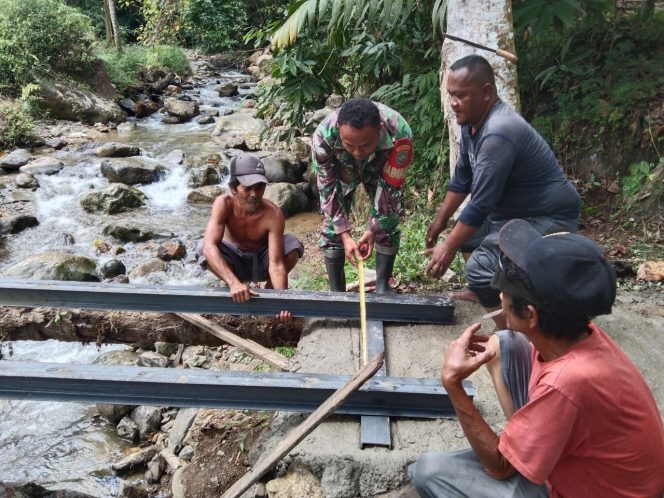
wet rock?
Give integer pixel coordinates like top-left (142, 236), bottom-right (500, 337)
top-left (117, 122), bottom-right (137, 133)
top-left (107, 274), bottom-right (129, 284)
top-left (264, 183), bottom-right (310, 218)
top-left (162, 149), bottom-right (185, 165)
top-left (44, 138), bottom-right (67, 149)
top-left (149, 71), bottom-right (175, 93)
top-left (146, 453), bottom-right (166, 483)
top-left (102, 224), bottom-right (158, 243)
top-left (99, 258), bottom-right (126, 279)
top-left (157, 240), bottom-right (186, 261)
top-left (259, 152), bottom-right (305, 184)
top-left (186, 185), bottom-right (224, 204)
top-left (162, 115), bottom-right (181, 125)
top-left (80, 183), bottom-right (146, 214)
top-left (95, 142), bottom-right (141, 158)
top-left (137, 351), bottom-right (169, 368)
top-left (117, 415), bottom-right (139, 441)
top-left (205, 109), bottom-right (220, 117)
top-left (164, 97), bottom-right (200, 122)
top-left (117, 480), bottom-right (149, 498)
top-left (194, 114), bottom-right (215, 125)
top-left (0, 212), bottom-right (38, 235)
top-left (0, 148), bottom-right (32, 171)
top-left (168, 408), bottom-right (199, 453)
top-left (135, 99), bottom-right (159, 118)
top-left (119, 98), bottom-right (137, 114)
top-left (93, 349), bottom-right (139, 366)
top-left (35, 78), bottom-right (126, 124)
top-left (130, 406), bottom-right (163, 438)
top-left (217, 82), bottom-right (239, 97)
top-left (19, 157), bottom-right (64, 175)
top-left (266, 463), bottom-right (324, 498)
top-left (3, 252), bottom-right (98, 281)
top-left (178, 445), bottom-right (194, 462)
top-left (129, 258), bottom-right (168, 278)
top-left (113, 445), bottom-right (162, 474)
top-left (155, 341), bottom-right (178, 357)
top-left (0, 482), bottom-right (97, 497)
top-left (166, 84), bottom-right (181, 94)
top-left (211, 109), bottom-right (266, 149)
top-left (97, 404), bottom-right (133, 424)
top-left (188, 166), bottom-right (220, 188)
top-left (100, 157), bottom-right (166, 185)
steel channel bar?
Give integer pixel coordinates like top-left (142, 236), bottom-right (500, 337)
top-left (0, 361), bottom-right (473, 419)
top-left (360, 320), bottom-right (391, 448)
top-left (0, 279), bottom-right (454, 324)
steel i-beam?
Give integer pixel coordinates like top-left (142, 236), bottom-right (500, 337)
top-left (0, 279), bottom-right (455, 324)
top-left (0, 361), bottom-right (473, 419)
top-left (360, 320), bottom-right (391, 448)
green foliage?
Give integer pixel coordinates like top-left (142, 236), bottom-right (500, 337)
top-left (181, 0), bottom-right (247, 52)
top-left (0, 100), bottom-right (35, 148)
top-left (622, 161), bottom-right (656, 199)
top-left (97, 44), bottom-right (190, 93)
top-left (0, 0), bottom-right (96, 95)
top-left (273, 346), bottom-right (297, 358)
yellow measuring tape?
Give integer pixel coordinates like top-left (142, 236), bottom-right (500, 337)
top-left (358, 258), bottom-right (368, 364)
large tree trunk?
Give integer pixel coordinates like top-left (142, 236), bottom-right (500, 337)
top-left (0, 307), bottom-right (302, 349)
top-left (107, 0), bottom-right (122, 53)
top-left (441, 0), bottom-right (520, 176)
top-left (103, 0), bottom-right (113, 47)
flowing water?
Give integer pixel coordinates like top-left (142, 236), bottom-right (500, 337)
top-left (0, 66), bottom-right (269, 495)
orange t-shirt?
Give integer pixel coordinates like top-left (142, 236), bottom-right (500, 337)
top-left (498, 323), bottom-right (664, 498)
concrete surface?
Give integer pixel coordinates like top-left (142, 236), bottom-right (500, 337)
top-left (253, 290), bottom-right (664, 497)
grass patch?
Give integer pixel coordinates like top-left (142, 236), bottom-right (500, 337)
top-left (96, 44), bottom-right (191, 94)
top-left (274, 346), bottom-right (297, 358)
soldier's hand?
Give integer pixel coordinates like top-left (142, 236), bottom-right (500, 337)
top-left (276, 310), bottom-right (292, 321)
top-left (341, 232), bottom-right (362, 266)
top-left (357, 230), bottom-right (375, 260)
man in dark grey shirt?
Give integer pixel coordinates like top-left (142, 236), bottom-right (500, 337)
top-left (424, 55), bottom-right (581, 328)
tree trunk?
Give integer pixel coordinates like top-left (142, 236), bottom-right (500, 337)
top-left (639, 0), bottom-right (655, 21)
top-left (107, 0), bottom-right (122, 53)
top-left (441, 0), bottom-right (520, 177)
top-left (103, 0), bottom-right (113, 47)
top-left (0, 307), bottom-right (302, 349)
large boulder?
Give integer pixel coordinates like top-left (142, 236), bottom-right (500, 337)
top-left (102, 223), bottom-right (161, 243)
top-left (0, 214), bottom-right (39, 235)
top-left (15, 173), bottom-right (39, 189)
top-left (211, 109), bottom-right (266, 150)
top-left (259, 152), bottom-right (306, 184)
top-left (35, 78), bottom-right (126, 124)
top-left (3, 252), bottom-right (98, 281)
top-left (0, 149), bottom-right (32, 171)
top-left (100, 157), bottom-right (166, 185)
top-left (95, 142), bottom-right (141, 158)
top-left (188, 166), bottom-right (220, 188)
top-left (186, 185), bottom-right (224, 204)
top-left (80, 183), bottom-right (146, 214)
top-left (19, 157), bottom-right (64, 176)
top-left (264, 183), bottom-right (310, 218)
top-left (217, 82), bottom-right (238, 97)
top-left (163, 97), bottom-right (200, 122)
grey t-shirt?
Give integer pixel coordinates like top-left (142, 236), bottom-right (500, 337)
top-left (448, 101), bottom-right (581, 227)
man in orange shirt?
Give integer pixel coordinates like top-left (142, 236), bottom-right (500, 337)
top-left (411, 219), bottom-right (664, 497)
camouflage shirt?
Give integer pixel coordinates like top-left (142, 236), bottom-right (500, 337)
top-left (311, 103), bottom-right (413, 247)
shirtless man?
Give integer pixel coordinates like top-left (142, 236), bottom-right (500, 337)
top-left (195, 153), bottom-right (303, 318)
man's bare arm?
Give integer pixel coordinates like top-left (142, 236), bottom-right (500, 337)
top-left (266, 208), bottom-right (288, 290)
top-left (442, 324), bottom-right (518, 480)
top-left (202, 196), bottom-right (252, 302)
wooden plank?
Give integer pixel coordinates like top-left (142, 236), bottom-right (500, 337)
top-left (0, 360), bottom-right (474, 418)
top-left (221, 353), bottom-right (385, 498)
top-left (177, 313), bottom-right (289, 371)
top-left (0, 279), bottom-right (455, 324)
top-left (360, 320), bottom-right (391, 448)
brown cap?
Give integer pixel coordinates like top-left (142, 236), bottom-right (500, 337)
top-left (230, 153), bottom-right (268, 186)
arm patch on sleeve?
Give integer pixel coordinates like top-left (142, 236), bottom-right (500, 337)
top-left (382, 137), bottom-right (413, 188)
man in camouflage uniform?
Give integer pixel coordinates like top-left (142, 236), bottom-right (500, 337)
top-left (311, 98), bottom-right (413, 292)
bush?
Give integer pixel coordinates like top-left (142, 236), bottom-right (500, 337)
top-left (0, 0), bottom-right (95, 95)
top-left (0, 100), bottom-right (35, 149)
top-left (181, 0), bottom-right (247, 53)
top-left (97, 45), bottom-right (191, 94)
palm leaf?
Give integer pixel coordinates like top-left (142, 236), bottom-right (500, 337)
top-left (271, 0), bottom-right (319, 50)
top-left (431, 0), bottom-right (447, 35)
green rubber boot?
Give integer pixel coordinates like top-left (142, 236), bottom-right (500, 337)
top-left (376, 250), bottom-right (397, 294)
top-left (323, 250), bottom-right (346, 292)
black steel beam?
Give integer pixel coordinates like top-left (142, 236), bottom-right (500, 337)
top-left (0, 361), bottom-right (473, 419)
top-left (0, 279), bottom-right (455, 324)
top-left (361, 320), bottom-right (391, 448)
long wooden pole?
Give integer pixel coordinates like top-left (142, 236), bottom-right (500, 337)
top-left (176, 313), bottom-right (289, 371)
top-left (220, 353), bottom-right (385, 498)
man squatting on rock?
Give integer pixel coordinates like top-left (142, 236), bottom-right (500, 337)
top-left (423, 55), bottom-right (581, 329)
top-left (311, 98), bottom-right (413, 292)
top-left (195, 152), bottom-right (304, 320)
top-left (411, 219), bottom-right (664, 497)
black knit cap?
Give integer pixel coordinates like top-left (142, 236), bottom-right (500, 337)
top-left (495, 219), bottom-right (616, 316)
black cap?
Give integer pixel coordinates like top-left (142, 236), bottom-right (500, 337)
top-left (230, 153), bottom-right (268, 186)
top-left (496, 219), bottom-right (616, 316)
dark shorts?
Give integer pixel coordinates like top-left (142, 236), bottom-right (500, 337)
top-left (195, 234), bottom-right (304, 283)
